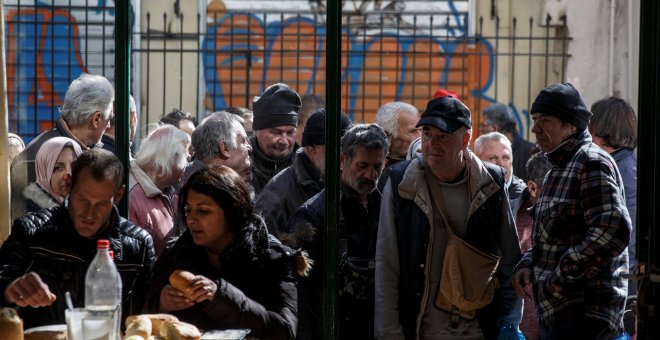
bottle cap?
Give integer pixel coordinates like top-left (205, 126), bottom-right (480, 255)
top-left (96, 239), bottom-right (110, 249)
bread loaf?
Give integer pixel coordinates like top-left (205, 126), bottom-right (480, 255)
top-left (125, 315), bottom-right (152, 339)
top-left (126, 314), bottom-right (178, 336)
top-left (169, 270), bottom-right (196, 299)
top-left (159, 320), bottom-right (202, 340)
top-left (0, 308), bottom-right (22, 340)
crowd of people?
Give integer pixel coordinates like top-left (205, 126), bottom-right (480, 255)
top-left (1, 73), bottom-right (638, 340)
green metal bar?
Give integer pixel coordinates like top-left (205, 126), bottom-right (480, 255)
top-left (324, 0), bottom-right (341, 339)
top-left (115, 0), bottom-right (131, 216)
top-left (636, 0), bottom-right (660, 338)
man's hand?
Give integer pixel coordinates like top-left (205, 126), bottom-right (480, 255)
top-left (512, 268), bottom-right (533, 299)
top-left (4, 272), bottom-right (57, 308)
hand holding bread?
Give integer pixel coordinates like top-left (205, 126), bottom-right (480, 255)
top-left (169, 270), bottom-right (196, 299)
top-left (168, 270), bottom-right (217, 304)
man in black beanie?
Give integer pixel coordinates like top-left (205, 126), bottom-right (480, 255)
top-left (250, 83), bottom-right (302, 194)
top-left (513, 83), bottom-right (631, 339)
top-left (255, 108), bottom-right (352, 237)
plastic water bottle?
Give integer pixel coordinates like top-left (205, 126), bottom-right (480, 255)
top-left (84, 239), bottom-right (122, 340)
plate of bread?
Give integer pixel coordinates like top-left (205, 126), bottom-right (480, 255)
top-left (124, 314), bottom-right (249, 340)
top-left (124, 314), bottom-right (201, 340)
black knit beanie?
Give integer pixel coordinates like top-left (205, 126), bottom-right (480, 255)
top-left (252, 83), bottom-right (301, 130)
top-left (301, 108), bottom-right (353, 147)
top-left (530, 83), bottom-right (592, 130)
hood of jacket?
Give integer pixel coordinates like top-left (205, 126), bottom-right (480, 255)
top-left (23, 182), bottom-right (61, 210)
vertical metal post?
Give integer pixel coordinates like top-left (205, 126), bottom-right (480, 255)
top-left (0, 0), bottom-right (12, 240)
top-left (636, 0), bottom-right (660, 337)
top-left (115, 0), bottom-right (131, 216)
top-left (324, 1), bottom-right (341, 339)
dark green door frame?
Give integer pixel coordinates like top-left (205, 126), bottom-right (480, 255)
top-left (115, 0), bottom-right (131, 216)
top-left (324, 1), bottom-right (341, 339)
top-left (636, 0), bottom-right (660, 338)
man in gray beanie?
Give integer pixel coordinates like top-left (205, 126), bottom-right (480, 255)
top-left (250, 83), bottom-right (302, 194)
top-left (513, 83), bottom-right (631, 339)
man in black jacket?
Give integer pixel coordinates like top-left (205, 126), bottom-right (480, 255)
top-left (255, 108), bottom-right (352, 237)
top-left (250, 83), bottom-right (302, 194)
top-left (0, 149), bottom-right (156, 328)
top-left (285, 124), bottom-right (389, 340)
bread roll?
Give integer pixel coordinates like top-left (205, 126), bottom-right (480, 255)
top-left (159, 320), bottom-right (201, 340)
top-left (0, 308), bottom-right (22, 340)
top-left (169, 270), bottom-right (196, 299)
top-left (125, 315), bottom-right (151, 339)
top-left (125, 314), bottom-right (178, 336)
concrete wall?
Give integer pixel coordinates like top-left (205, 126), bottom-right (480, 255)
top-left (474, 0), bottom-right (639, 139)
top-left (564, 0), bottom-right (639, 110)
top-left (138, 0), bottom-right (204, 139)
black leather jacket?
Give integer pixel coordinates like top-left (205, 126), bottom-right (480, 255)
top-left (0, 205), bottom-right (156, 328)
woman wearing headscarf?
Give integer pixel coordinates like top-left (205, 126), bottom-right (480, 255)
top-left (23, 136), bottom-right (83, 213)
top-left (144, 166), bottom-right (311, 339)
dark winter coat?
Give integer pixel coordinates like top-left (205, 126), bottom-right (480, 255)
top-left (508, 174), bottom-right (527, 200)
top-left (283, 184), bottom-right (381, 340)
top-left (0, 205), bottom-right (156, 329)
top-left (144, 216), bottom-right (309, 340)
top-left (255, 148), bottom-right (324, 236)
top-left (512, 132), bottom-right (535, 181)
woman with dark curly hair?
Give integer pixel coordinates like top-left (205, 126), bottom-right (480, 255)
top-left (144, 166), bottom-right (311, 339)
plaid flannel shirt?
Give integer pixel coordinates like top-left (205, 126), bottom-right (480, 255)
top-left (517, 130), bottom-right (631, 331)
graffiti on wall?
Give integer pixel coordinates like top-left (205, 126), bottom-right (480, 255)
top-left (4, 0), bottom-right (114, 143)
top-left (4, 0), bottom-right (533, 142)
top-left (202, 0), bottom-right (517, 128)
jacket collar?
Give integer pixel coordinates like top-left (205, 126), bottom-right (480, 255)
top-left (611, 148), bottom-right (634, 163)
top-left (398, 150), bottom-right (501, 218)
top-left (60, 202), bottom-right (125, 260)
top-left (293, 148), bottom-right (324, 186)
top-left (55, 116), bottom-right (102, 150)
top-left (129, 161), bottom-right (169, 198)
top-left (547, 129), bottom-right (591, 166)
top-left (23, 182), bottom-right (61, 209)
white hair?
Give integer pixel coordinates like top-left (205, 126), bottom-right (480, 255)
top-left (60, 73), bottom-right (114, 127)
top-left (135, 124), bottom-right (190, 179)
top-left (474, 131), bottom-right (512, 156)
top-left (375, 102), bottom-right (419, 139)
